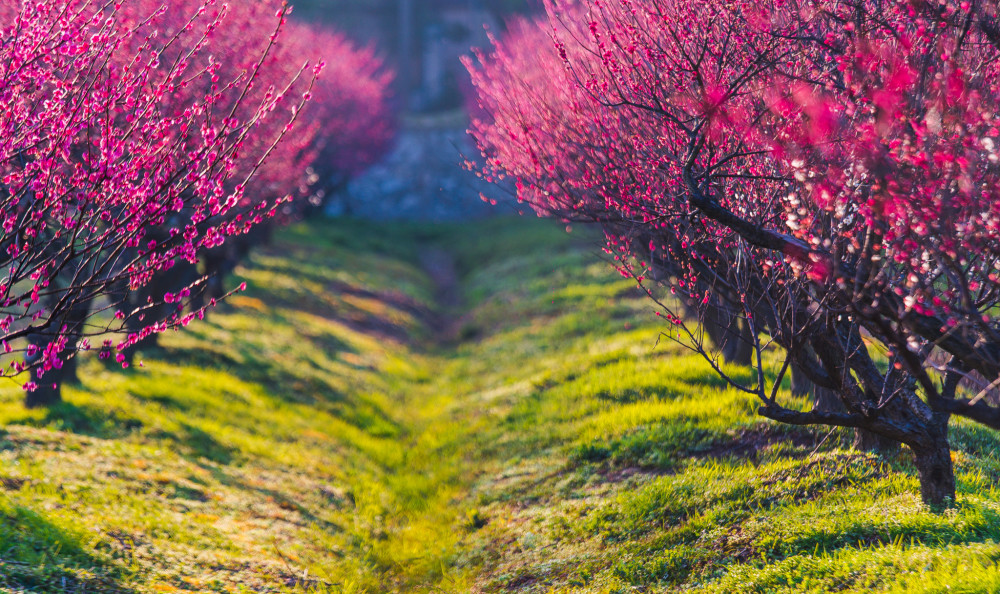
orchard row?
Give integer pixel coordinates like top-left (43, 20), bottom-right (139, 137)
top-left (0, 0), bottom-right (393, 405)
top-left (467, 0), bottom-right (1000, 507)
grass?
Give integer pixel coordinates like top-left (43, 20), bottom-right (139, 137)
top-left (0, 216), bottom-right (997, 592)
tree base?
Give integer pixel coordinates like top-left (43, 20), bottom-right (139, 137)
top-left (853, 428), bottom-right (900, 454)
top-left (24, 382), bottom-right (61, 409)
top-left (911, 438), bottom-right (956, 510)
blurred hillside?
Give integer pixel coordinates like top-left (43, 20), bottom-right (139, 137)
top-left (328, 112), bottom-right (510, 221)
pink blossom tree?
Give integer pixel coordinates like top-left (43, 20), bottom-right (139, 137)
top-left (468, 0), bottom-right (1000, 506)
top-left (0, 0), bottom-right (313, 406)
top-left (109, 0), bottom-right (319, 366)
top-left (163, 16), bottom-right (396, 319)
top-left (1, 1), bottom-right (395, 405)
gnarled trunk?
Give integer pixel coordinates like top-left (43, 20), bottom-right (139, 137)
top-left (910, 431), bottom-right (956, 509)
top-left (792, 362), bottom-right (900, 454)
top-left (121, 271), bottom-right (177, 365)
top-left (726, 319), bottom-right (754, 366)
top-left (25, 337), bottom-right (77, 408)
top-left (853, 427), bottom-right (900, 454)
top-left (790, 364), bottom-right (816, 398)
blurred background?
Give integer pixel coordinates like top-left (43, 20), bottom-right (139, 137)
top-left (291, 0), bottom-right (537, 221)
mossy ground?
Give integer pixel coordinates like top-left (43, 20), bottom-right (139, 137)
top-left (0, 218), bottom-right (998, 592)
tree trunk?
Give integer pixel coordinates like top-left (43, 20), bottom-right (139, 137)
top-left (25, 372), bottom-right (61, 408)
top-left (798, 365), bottom-right (900, 454)
top-left (702, 302), bottom-right (752, 365)
top-left (853, 428), bottom-right (900, 454)
top-left (812, 383), bottom-right (839, 412)
top-left (728, 320), bottom-right (754, 366)
top-left (911, 435), bottom-right (956, 509)
top-left (790, 364), bottom-right (814, 397)
top-left (121, 276), bottom-right (170, 366)
top-left (23, 292), bottom-right (92, 408)
top-left (24, 358), bottom-right (70, 408)
top-left (24, 331), bottom-right (72, 408)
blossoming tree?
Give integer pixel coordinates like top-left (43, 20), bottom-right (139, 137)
top-left (468, 0), bottom-right (1000, 506)
top-left (151, 14), bottom-right (395, 330)
top-left (0, 0), bottom-right (314, 406)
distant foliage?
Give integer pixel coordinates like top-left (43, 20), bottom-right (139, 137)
top-left (467, 0), bottom-right (1000, 505)
top-left (0, 0), bottom-right (393, 395)
top-left (295, 25), bottom-right (395, 191)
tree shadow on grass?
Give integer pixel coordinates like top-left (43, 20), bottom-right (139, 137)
top-left (147, 335), bottom-right (404, 440)
top-left (174, 422), bottom-right (237, 465)
top-left (140, 422), bottom-right (239, 466)
top-left (8, 401), bottom-right (143, 440)
top-left (129, 338), bottom-right (347, 410)
top-left (5, 402), bottom-right (239, 465)
top-left (0, 502), bottom-right (137, 593)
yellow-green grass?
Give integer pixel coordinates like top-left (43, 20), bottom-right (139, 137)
top-left (0, 217), bottom-right (998, 592)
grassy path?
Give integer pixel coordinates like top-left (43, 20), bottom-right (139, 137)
top-left (0, 218), bottom-right (998, 592)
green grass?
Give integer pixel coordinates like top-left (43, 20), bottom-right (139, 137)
top-left (0, 216), bottom-right (998, 592)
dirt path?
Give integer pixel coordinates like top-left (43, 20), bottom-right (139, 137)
top-left (418, 247), bottom-right (463, 342)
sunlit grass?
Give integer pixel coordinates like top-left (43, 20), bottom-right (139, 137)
top-left (0, 216), bottom-right (997, 592)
